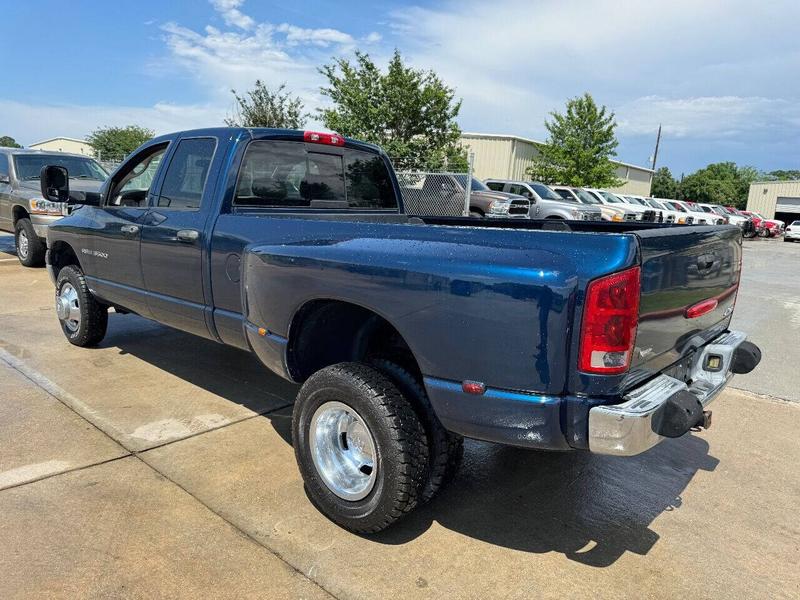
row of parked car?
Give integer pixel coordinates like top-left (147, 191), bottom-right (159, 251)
top-left (477, 177), bottom-right (783, 238)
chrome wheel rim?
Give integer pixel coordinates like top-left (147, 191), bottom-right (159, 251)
top-left (56, 283), bottom-right (81, 332)
top-left (310, 401), bottom-right (377, 501)
top-left (17, 230), bottom-right (28, 258)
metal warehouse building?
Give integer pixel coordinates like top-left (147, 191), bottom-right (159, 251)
top-left (460, 133), bottom-right (654, 195)
top-left (746, 180), bottom-right (800, 223)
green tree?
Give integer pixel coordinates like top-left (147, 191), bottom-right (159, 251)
top-left (86, 125), bottom-right (153, 160)
top-left (651, 166), bottom-right (678, 198)
top-left (678, 162), bottom-right (757, 209)
top-left (526, 93), bottom-right (621, 187)
top-left (319, 50), bottom-right (467, 170)
top-left (763, 169), bottom-right (800, 181)
top-left (0, 135), bottom-right (21, 148)
top-left (225, 81), bottom-right (308, 129)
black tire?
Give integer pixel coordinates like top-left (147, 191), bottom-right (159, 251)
top-left (55, 265), bottom-right (108, 347)
top-left (371, 359), bottom-right (463, 503)
top-left (469, 210), bottom-right (483, 218)
top-left (758, 228), bottom-right (770, 238)
top-left (15, 218), bottom-right (46, 267)
top-left (292, 362), bottom-right (428, 533)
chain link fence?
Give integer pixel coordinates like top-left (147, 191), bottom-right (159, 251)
top-left (392, 154), bottom-right (475, 217)
top-left (93, 153), bottom-right (126, 175)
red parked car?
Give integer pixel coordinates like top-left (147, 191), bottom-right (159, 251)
top-left (740, 210), bottom-right (784, 237)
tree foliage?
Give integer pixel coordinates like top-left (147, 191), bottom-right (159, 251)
top-left (678, 162), bottom-right (757, 209)
top-left (319, 50), bottom-right (467, 170)
top-left (526, 93), bottom-right (621, 187)
top-left (0, 135), bottom-right (21, 148)
top-left (762, 169), bottom-right (800, 181)
top-left (225, 81), bottom-right (308, 129)
top-left (86, 125), bottom-right (154, 159)
top-left (651, 166), bottom-right (678, 199)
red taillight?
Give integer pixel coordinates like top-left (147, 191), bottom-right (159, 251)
top-left (578, 266), bottom-right (641, 374)
top-left (303, 130), bottom-right (345, 146)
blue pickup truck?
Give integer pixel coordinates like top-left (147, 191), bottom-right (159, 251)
top-left (41, 128), bottom-right (761, 533)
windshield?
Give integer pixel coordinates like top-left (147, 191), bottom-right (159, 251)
top-left (453, 175), bottom-right (489, 192)
top-left (709, 205), bottom-right (727, 215)
top-left (626, 196), bottom-right (647, 206)
top-left (792, 221), bottom-right (800, 226)
top-left (573, 188), bottom-right (600, 204)
top-left (14, 155), bottom-right (108, 181)
top-left (599, 191), bottom-right (623, 204)
top-left (699, 205), bottom-right (714, 213)
top-left (667, 201), bottom-right (687, 212)
top-left (529, 183), bottom-right (562, 200)
top-left (645, 198), bottom-right (664, 209)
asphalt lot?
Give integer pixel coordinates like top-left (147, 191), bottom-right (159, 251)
top-left (0, 232), bottom-right (798, 599)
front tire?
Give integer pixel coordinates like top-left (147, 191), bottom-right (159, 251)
top-left (55, 266), bottom-right (108, 346)
top-left (15, 218), bottom-right (45, 267)
top-left (292, 363), bottom-right (428, 533)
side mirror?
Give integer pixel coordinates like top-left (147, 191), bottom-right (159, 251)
top-left (40, 165), bottom-right (70, 202)
top-left (0, 174), bottom-right (10, 185)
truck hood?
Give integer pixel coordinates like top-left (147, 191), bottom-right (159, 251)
top-left (471, 191), bottom-right (526, 202)
top-left (18, 179), bottom-right (104, 195)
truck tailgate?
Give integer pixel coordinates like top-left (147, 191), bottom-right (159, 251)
top-left (633, 225), bottom-right (741, 375)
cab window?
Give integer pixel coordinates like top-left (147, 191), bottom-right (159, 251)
top-left (234, 141), bottom-right (397, 210)
top-left (157, 138), bottom-right (216, 210)
top-left (107, 143), bottom-right (169, 207)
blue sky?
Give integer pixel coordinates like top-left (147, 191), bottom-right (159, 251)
top-left (1, 0), bottom-right (798, 174)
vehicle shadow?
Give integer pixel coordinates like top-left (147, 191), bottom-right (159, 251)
top-left (107, 312), bottom-right (719, 567)
top-left (0, 233), bottom-right (16, 257)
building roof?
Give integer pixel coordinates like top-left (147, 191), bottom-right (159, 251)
top-left (461, 132), bottom-right (654, 173)
top-left (28, 136), bottom-right (94, 147)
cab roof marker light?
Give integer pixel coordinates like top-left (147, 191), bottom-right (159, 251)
top-left (303, 131), bottom-right (345, 146)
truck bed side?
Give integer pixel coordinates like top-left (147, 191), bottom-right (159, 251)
top-left (233, 217), bottom-right (638, 395)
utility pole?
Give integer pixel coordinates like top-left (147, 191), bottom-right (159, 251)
top-left (651, 124), bottom-right (662, 171)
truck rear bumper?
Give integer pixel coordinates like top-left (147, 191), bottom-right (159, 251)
top-left (588, 330), bottom-right (760, 456)
top-left (425, 330), bottom-right (760, 454)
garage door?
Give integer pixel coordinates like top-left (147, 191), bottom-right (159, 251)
top-left (776, 196), bottom-right (800, 214)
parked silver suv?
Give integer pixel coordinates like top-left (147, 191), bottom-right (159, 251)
top-left (0, 148), bottom-right (107, 266)
top-left (484, 179), bottom-right (603, 220)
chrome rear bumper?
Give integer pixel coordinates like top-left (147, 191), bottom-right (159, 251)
top-left (589, 330), bottom-right (753, 456)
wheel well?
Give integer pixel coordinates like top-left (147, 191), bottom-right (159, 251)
top-left (545, 215), bottom-right (564, 219)
top-left (49, 241), bottom-right (82, 280)
top-left (287, 300), bottom-right (421, 382)
top-left (469, 207), bottom-right (484, 215)
top-left (12, 205), bottom-right (29, 224)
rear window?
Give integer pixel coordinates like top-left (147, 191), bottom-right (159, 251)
top-left (234, 141), bottom-right (397, 210)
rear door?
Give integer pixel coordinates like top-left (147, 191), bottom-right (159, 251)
top-left (632, 225), bottom-right (742, 376)
top-left (140, 136), bottom-right (222, 338)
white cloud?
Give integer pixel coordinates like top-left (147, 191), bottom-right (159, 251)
top-left (211, 0), bottom-right (254, 30)
top-left (276, 23), bottom-right (354, 47)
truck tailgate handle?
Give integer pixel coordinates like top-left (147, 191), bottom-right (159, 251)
top-left (176, 229), bottom-right (200, 243)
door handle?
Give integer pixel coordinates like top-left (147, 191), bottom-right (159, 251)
top-left (176, 229), bottom-right (200, 243)
top-left (120, 224), bottom-right (139, 237)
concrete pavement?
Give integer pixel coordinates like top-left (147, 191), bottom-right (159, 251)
top-left (0, 233), bottom-right (798, 598)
